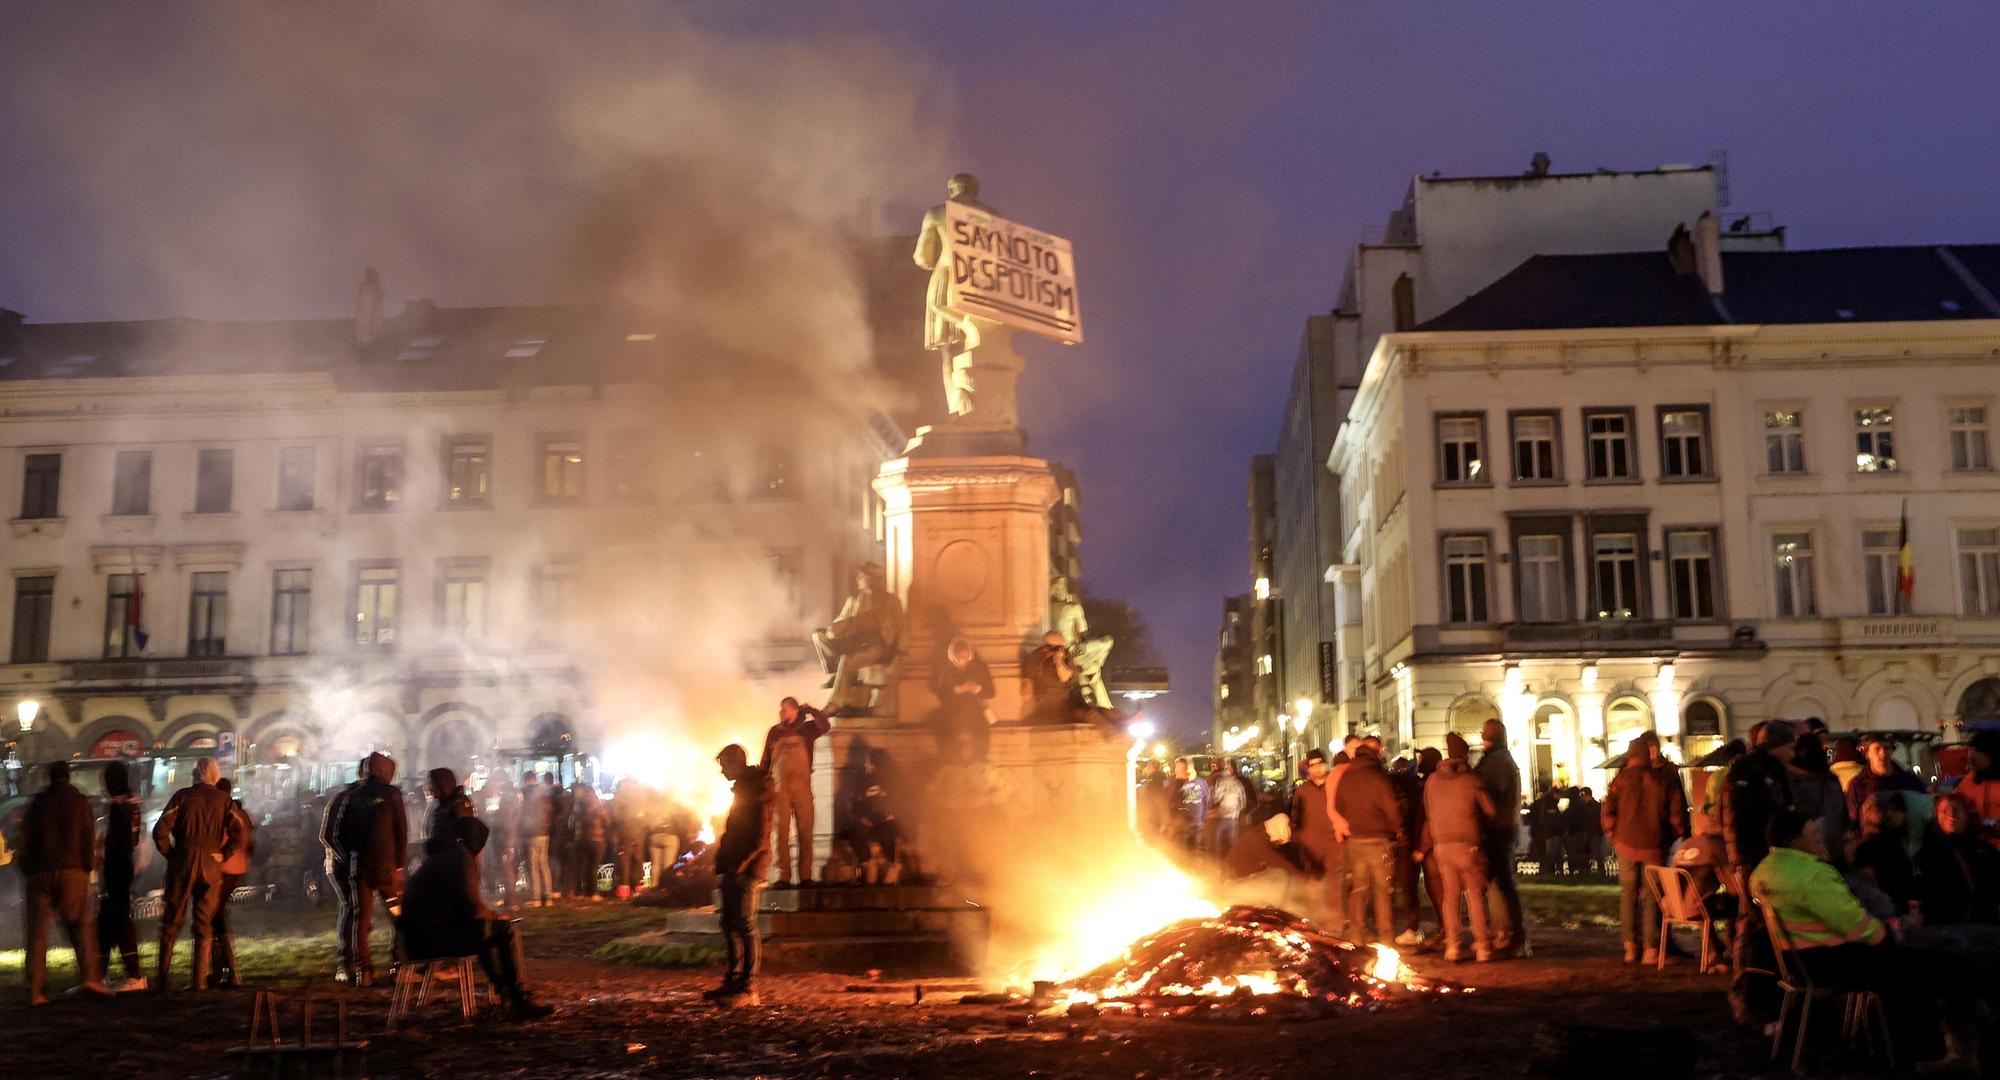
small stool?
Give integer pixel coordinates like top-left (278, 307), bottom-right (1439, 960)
top-left (229, 990), bottom-right (368, 1079)
top-left (387, 957), bottom-right (495, 1030)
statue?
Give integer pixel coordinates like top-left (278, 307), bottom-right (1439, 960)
top-left (1026, 631), bottom-right (1079, 724)
top-left (811, 564), bottom-right (904, 716)
top-left (913, 173), bottom-right (1021, 427)
top-left (1050, 577), bottom-right (1114, 710)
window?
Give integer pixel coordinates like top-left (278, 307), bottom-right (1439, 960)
top-left (1516, 535), bottom-right (1567, 622)
top-left (20, 453), bottom-right (60, 519)
top-left (194, 449), bottom-right (233, 513)
top-left (111, 451), bottom-right (152, 515)
top-left (609, 431), bottom-right (654, 500)
top-left (531, 562), bottom-right (575, 644)
top-left (1854, 406), bottom-right (1897, 472)
top-left (1436, 415), bottom-right (1485, 484)
top-left (1949, 406), bottom-right (1992, 471)
top-left (444, 436), bottom-right (491, 506)
top-left (1862, 529), bottom-right (1909, 616)
top-left (1585, 411), bottom-right (1634, 480)
top-left (1511, 413), bottom-right (1559, 482)
top-left (539, 438), bottom-right (584, 503)
top-left (270, 569), bottom-right (311, 656)
top-left (103, 573), bottom-right (141, 657)
top-left (439, 561), bottom-right (488, 641)
top-left (1764, 409), bottom-right (1807, 474)
top-left (1666, 530), bottom-right (1717, 620)
top-left (1591, 533), bottom-right (1642, 619)
top-left (354, 566), bottom-right (400, 647)
top-left (278, 446), bottom-right (316, 511)
top-left (186, 571), bottom-right (228, 657)
top-left (1659, 407), bottom-right (1711, 478)
top-left (1441, 535), bottom-right (1489, 623)
top-left (1772, 532), bottom-right (1817, 618)
top-left (359, 446), bottom-right (402, 508)
top-left (10, 576), bottom-right (54, 664)
top-left (769, 547), bottom-right (803, 612)
top-left (1960, 527), bottom-right (2000, 616)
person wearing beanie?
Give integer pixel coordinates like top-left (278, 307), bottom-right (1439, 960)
top-left (1721, 718), bottom-right (1796, 1024)
top-left (1472, 719), bottom-right (1526, 957)
top-left (152, 757), bottom-right (246, 991)
top-left (1421, 732), bottom-right (1496, 962)
top-left (1956, 731), bottom-right (2000, 842)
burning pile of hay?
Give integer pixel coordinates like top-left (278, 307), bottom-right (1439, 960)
top-left (1048, 905), bottom-right (1465, 1020)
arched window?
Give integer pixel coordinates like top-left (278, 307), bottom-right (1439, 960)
top-left (1450, 696), bottom-right (1499, 736)
top-left (1684, 698), bottom-right (1724, 737)
top-left (1960, 678), bottom-right (2000, 724)
top-left (1605, 696), bottom-right (1651, 746)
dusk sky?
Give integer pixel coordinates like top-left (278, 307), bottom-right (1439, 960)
top-left (5, 2), bottom-right (1999, 739)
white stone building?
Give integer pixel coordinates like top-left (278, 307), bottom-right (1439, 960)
top-left (1271, 156), bottom-right (1785, 761)
top-left (0, 289), bottom-right (915, 804)
top-left (1329, 230), bottom-right (2000, 793)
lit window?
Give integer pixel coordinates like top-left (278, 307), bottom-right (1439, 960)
top-left (359, 446), bottom-right (403, 508)
top-left (1660, 408), bottom-right (1710, 478)
top-left (1764, 409), bottom-right (1807, 475)
top-left (1854, 407), bottom-right (1897, 472)
top-left (445, 436), bottom-right (491, 505)
top-left (354, 566), bottom-right (400, 647)
top-left (1949, 406), bottom-right (1992, 471)
top-left (539, 438), bottom-right (585, 503)
top-left (1254, 577), bottom-right (1271, 602)
top-left (1591, 533), bottom-right (1641, 619)
top-left (1772, 532), bottom-right (1817, 618)
top-left (1437, 416), bottom-right (1484, 483)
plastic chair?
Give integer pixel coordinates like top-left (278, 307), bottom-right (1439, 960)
top-left (1759, 902), bottom-right (1894, 1075)
top-left (1643, 864), bottom-right (1716, 973)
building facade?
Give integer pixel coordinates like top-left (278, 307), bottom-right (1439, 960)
top-left (0, 293), bottom-right (909, 803)
top-left (1271, 157), bottom-right (1785, 759)
top-left (1329, 237), bottom-right (2000, 794)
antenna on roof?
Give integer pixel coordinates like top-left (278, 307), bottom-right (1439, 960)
top-left (1709, 149), bottom-right (1730, 208)
top-left (356, 268), bottom-right (383, 348)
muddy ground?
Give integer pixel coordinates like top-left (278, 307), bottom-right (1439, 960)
top-left (0, 901), bottom-right (1790, 1079)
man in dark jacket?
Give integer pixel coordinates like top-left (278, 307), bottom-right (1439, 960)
top-left (21, 762), bottom-right (113, 1004)
top-left (1602, 732), bottom-right (1690, 963)
top-left (1387, 753), bottom-right (1426, 945)
top-left (1422, 733), bottom-right (1496, 962)
top-left (1335, 740), bottom-right (1404, 942)
top-left (1290, 749), bottom-right (1344, 936)
top-left (761, 697), bottom-right (831, 887)
top-left (1474, 719), bottom-right (1526, 957)
top-left (567, 783), bottom-right (608, 901)
top-left (519, 773), bottom-right (553, 906)
top-left (930, 637), bottom-right (996, 763)
top-left (1721, 720), bottom-right (1795, 1024)
top-left (320, 761), bottom-right (364, 980)
top-left (98, 760), bottom-right (146, 990)
top-left (709, 743), bottom-right (773, 1006)
top-left (337, 752), bottom-right (408, 986)
top-left (1844, 733), bottom-right (1926, 824)
top-left (611, 778), bottom-right (651, 899)
top-left (153, 757), bottom-right (246, 991)
top-left (400, 803), bottom-right (551, 1020)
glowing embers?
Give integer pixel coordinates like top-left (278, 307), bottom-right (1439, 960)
top-left (1049, 906), bottom-right (1463, 1020)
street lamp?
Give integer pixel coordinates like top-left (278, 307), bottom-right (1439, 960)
top-left (16, 699), bottom-right (39, 733)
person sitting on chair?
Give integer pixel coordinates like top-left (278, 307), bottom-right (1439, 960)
top-left (399, 803), bottom-right (552, 1021)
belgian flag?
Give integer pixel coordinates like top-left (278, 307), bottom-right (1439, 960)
top-left (1897, 500), bottom-right (1915, 610)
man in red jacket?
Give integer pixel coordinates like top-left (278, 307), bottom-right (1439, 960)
top-left (1602, 732), bottom-right (1689, 964)
top-left (21, 762), bottom-right (114, 1004)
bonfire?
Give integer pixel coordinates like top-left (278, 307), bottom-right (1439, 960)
top-left (1046, 906), bottom-right (1465, 1020)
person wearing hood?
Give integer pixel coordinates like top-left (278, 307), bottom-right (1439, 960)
top-left (207, 777), bottom-right (257, 988)
top-left (1422, 732), bottom-right (1496, 962)
top-left (708, 743), bottom-right (773, 1006)
top-left (401, 800), bottom-right (551, 1020)
top-left (1721, 720), bottom-right (1796, 1025)
top-left (97, 760), bottom-right (146, 991)
top-left (153, 757), bottom-right (246, 991)
top-left (1602, 732), bottom-right (1689, 964)
top-left (21, 761), bottom-right (114, 1004)
top-left (426, 768), bottom-right (472, 843)
top-left (1954, 730), bottom-right (2000, 845)
top-left (336, 752), bottom-right (408, 986)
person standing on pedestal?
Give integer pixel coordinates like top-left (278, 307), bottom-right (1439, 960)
top-left (930, 637), bottom-right (995, 763)
top-left (760, 697), bottom-right (831, 888)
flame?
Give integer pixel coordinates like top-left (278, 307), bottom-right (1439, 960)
top-left (598, 729), bottom-right (737, 838)
top-left (1006, 847), bottom-right (1220, 983)
top-left (1370, 943), bottom-right (1401, 982)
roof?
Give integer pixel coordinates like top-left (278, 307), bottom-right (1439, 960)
top-left (1419, 244), bottom-right (2000, 332)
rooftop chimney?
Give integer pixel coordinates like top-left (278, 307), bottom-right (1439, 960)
top-left (1694, 210), bottom-right (1724, 295)
top-left (1526, 151), bottom-right (1551, 178)
top-left (1666, 224), bottom-right (1695, 277)
top-left (355, 268), bottom-right (383, 347)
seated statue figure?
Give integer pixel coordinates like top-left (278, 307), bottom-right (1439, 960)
top-left (1050, 577), bottom-right (1114, 710)
top-left (811, 563), bottom-right (903, 716)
